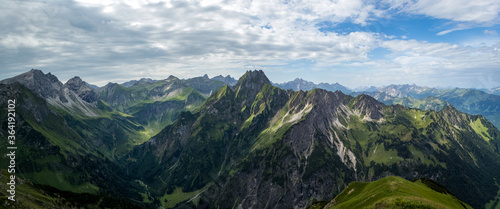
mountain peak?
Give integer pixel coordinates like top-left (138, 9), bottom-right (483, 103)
top-left (65, 76), bottom-right (83, 85)
top-left (212, 75), bottom-right (238, 86)
top-left (166, 75), bottom-right (178, 81)
top-left (232, 70), bottom-right (271, 102)
top-left (353, 94), bottom-right (385, 120)
top-left (234, 70), bottom-right (271, 91)
top-left (64, 76), bottom-right (98, 102)
top-left (1, 69), bottom-right (63, 99)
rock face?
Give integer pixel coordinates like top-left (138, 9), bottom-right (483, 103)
top-left (64, 76), bottom-right (98, 102)
top-left (127, 70), bottom-right (500, 209)
top-left (1, 69), bottom-right (66, 101)
top-left (1, 69), bottom-right (102, 117)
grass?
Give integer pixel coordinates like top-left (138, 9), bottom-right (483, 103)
top-left (485, 183), bottom-right (500, 209)
top-left (326, 176), bottom-right (472, 209)
top-left (470, 118), bottom-right (491, 142)
top-left (363, 143), bottom-right (400, 166)
top-left (23, 168), bottom-right (99, 194)
top-left (251, 103), bottom-right (312, 151)
top-left (160, 184), bottom-right (211, 208)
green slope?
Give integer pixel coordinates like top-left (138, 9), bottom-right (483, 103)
top-left (0, 170), bottom-right (143, 209)
top-left (315, 176), bottom-right (471, 209)
top-left (97, 77), bottom-right (206, 136)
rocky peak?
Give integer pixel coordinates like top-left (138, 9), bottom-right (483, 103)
top-left (166, 75), bottom-right (178, 81)
top-left (64, 76), bottom-right (98, 103)
top-left (353, 94), bottom-right (385, 120)
top-left (439, 105), bottom-right (467, 127)
top-left (1, 69), bottom-right (64, 100)
top-left (65, 76), bottom-right (85, 89)
top-left (234, 70), bottom-right (271, 91)
top-left (233, 70), bottom-right (272, 102)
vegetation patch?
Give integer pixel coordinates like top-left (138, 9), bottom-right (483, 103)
top-left (325, 176), bottom-right (472, 209)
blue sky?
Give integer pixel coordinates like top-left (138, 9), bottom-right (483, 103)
top-left (1, 0), bottom-right (499, 89)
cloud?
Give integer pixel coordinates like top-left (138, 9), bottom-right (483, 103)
top-left (0, 0), bottom-right (385, 85)
top-left (384, 0), bottom-right (500, 35)
top-left (385, 0), bottom-right (500, 23)
top-left (484, 30), bottom-right (498, 35)
top-left (0, 0), bottom-right (498, 89)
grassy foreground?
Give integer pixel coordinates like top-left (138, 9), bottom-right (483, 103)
top-left (312, 176), bottom-right (472, 209)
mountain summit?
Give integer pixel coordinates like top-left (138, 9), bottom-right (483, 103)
top-left (64, 76), bottom-right (98, 102)
top-left (1, 69), bottom-right (65, 101)
top-left (234, 70), bottom-right (271, 92)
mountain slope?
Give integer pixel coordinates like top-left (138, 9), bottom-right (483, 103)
top-left (311, 176), bottom-right (472, 209)
top-left (0, 82), bottom-right (148, 207)
top-left (126, 70), bottom-right (500, 209)
top-left (96, 76), bottom-right (206, 135)
top-left (0, 170), bottom-right (143, 209)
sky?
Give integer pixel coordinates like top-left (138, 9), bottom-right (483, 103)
top-left (1, 0), bottom-right (499, 89)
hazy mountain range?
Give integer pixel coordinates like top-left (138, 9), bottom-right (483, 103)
top-left (0, 69), bottom-right (499, 208)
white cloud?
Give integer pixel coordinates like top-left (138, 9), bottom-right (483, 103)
top-left (484, 30), bottom-right (498, 35)
top-left (0, 0), bottom-right (499, 88)
top-left (384, 0), bottom-right (500, 35)
top-left (0, 0), bottom-right (386, 85)
top-left (385, 0), bottom-right (500, 23)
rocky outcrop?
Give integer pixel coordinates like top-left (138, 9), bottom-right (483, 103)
top-left (64, 76), bottom-right (98, 103)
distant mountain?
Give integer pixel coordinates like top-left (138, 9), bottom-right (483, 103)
top-left (489, 86), bottom-right (500, 96)
top-left (354, 85), bottom-right (500, 129)
top-left (211, 74), bottom-right (238, 86)
top-left (1, 69), bottom-right (101, 117)
top-left (274, 78), bottom-right (352, 94)
top-left (376, 84), bottom-right (440, 99)
top-left (83, 81), bottom-right (99, 89)
top-left (353, 85), bottom-right (378, 92)
top-left (121, 78), bottom-right (157, 87)
top-left (311, 176), bottom-right (472, 209)
top-left (126, 70), bottom-right (500, 208)
top-left (183, 75), bottom-right (227, 97)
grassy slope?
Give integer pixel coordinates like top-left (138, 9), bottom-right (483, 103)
top-left (321, 176), bottom-right (471, 209)
top-left (0, 170), bottom-right (143, 209)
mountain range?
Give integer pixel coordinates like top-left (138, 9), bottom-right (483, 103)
top-left (269, 79), bottom-right (500, 130)
top-left (1, 69), bottom-right (500, 208)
